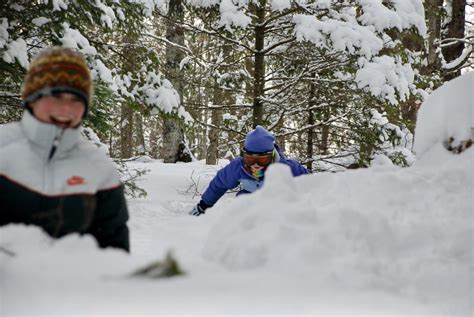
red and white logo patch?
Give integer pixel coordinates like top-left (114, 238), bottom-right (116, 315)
top-left (67, 175), bottom-right (85, 186)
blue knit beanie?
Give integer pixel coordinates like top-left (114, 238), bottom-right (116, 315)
top-left (244, 125), bottom-right (275, 153)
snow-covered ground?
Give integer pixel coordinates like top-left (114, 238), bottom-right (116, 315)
top-left (1, 74), bottom-right (473, 316)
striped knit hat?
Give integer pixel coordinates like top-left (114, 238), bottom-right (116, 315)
top-left (21, 47), bottom-right (92, 116)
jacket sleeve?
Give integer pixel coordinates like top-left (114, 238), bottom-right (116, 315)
top-left (201, 159), bottom-right (242, 207)
top-left (286, 159), bottom-right (310, 176)
top-left (274, 144), bottom-right (310, 176)
top-left (88, 185), bottom-right (130, 252)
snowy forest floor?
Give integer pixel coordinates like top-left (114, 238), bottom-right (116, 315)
top-left (2, 143), bottom-right (473, 316)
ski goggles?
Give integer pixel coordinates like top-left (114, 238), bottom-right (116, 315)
top-left (242, 149), bottom-right (274, 168)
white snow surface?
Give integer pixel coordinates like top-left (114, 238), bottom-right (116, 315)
top-left (358, 0), bottom-right (426, 36)
top-left (31, 17), bottom-right (51, 27)
top-left (2, 38), bottom-right (28, 68)
top-left (60, 23), bottom-right (98, 56)
top-left (271, 0), bottom-right (291, 12)
top-left (414, 71), bottom-right (474, 157)
top-left (1, 75), bottom-right (474, 316)
top-left (218, 0), bottom-right (251, 31)
top-left (293, 14), bottom-right (384, 59)
top-left (356, 56), bottom-right (414, 104)
top-left (0, 18), bottom-right (8, 49)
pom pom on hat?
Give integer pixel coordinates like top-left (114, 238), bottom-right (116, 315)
top-left (21, 47), bottom-right (92, 116)
top-left (244, 125), bottom-right (275, 153)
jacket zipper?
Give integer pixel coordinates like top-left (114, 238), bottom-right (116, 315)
top-left (48, 129), bottom-right (65, 161)
top-left (44, 129), bottom-right (65, 192)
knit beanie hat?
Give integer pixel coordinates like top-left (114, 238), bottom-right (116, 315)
top-left (244, 125), bottom-right (275, 153)
top-left (21, 47), bottom-right (92, 116)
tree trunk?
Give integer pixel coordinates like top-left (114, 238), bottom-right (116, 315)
top-left (320, 108), bottom-right (330, 155)
top-left (149, 117), bottom-right (160, 159)
top-left (252, 0), bottom-right (266, 127)
top-left (162, 0), bottom-right (189, 163)
top-left (245, 57), bottom-right (254, 101)
top-left (199, 110), bottom-right (208, 160)
top-left (274, 119), bottom-right (286, 153)
top-left (306, 74), bottom-right (317, 170)
top-left (424, 0), bottom-right (444, 75)
top-left (135, 111), bottom-right (146, 155)
top-left (207, 41), bottom-right (237, 163)
top-left (162, 118), bottom-right (183, 162)
top-left (442, 0), bottom-right (466, 80)
top-left (306, 108), bottom-right (314, 171)
top-left (207, 80), bottom-right (221, 165)
top-left (108, 130), bottom-right (115, 158)
top-left (400, 98), bottom-right (420, 132)
top-left (120, 103), bottom-right (134, 158)
top-left (118, 33), bottom-right (137, 159)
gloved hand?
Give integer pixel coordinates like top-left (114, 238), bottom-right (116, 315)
top-left (189, 204), bottom-right (205, 216)
top-left (189, 202), bottom-right (207, 216)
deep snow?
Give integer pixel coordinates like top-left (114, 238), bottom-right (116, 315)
top-left (1, 74), bottom-right (473, 316)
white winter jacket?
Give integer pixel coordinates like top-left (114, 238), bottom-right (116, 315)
top-left (0, 111), bottom-right (129, 251)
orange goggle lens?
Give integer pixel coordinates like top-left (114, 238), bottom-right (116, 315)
top-left (243, 151), bottom-right (273, 167)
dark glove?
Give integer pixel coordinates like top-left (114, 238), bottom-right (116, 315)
top-left (189, 200), bottom-right (210, 216)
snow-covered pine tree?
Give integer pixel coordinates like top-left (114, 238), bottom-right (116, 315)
top-left (175, 0), bottom-right (428, 168)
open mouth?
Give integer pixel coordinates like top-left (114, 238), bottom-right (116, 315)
top-left (50, 116), bottom-right (73, 128)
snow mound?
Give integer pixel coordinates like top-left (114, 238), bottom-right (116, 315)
top-left (414, 72), bottom-right (474, 158)
top-left (0, 225), bottom-right (135, 281)
top-left (133, 155), bottom-right (156, 163)
top-left (203, 153), bottom-right (473, 312)
top-left (370, 153), bottom-right (395, 167)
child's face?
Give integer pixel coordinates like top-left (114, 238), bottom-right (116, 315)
top-left (30, 92), bottom-right (86, 129)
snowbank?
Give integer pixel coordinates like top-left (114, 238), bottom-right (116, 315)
top-left (203, 152), bottom-right (473, 314)
top-left (414, 71), bottom-right (474, 158)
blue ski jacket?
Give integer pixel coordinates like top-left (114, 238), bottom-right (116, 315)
top-left (201, 144), bottom-right (309, 207)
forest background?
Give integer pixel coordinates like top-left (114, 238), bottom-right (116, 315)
top-left (1, 0), bottom-right (472, 182)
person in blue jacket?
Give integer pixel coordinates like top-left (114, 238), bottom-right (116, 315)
top-left (189, 125), bottom-right (309, 216)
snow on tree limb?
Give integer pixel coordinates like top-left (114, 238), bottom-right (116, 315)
top-left (356, 56), bottom-right (415, 105)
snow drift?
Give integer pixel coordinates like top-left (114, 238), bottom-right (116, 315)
top-left (1, 73), bottom-right (473, 315)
